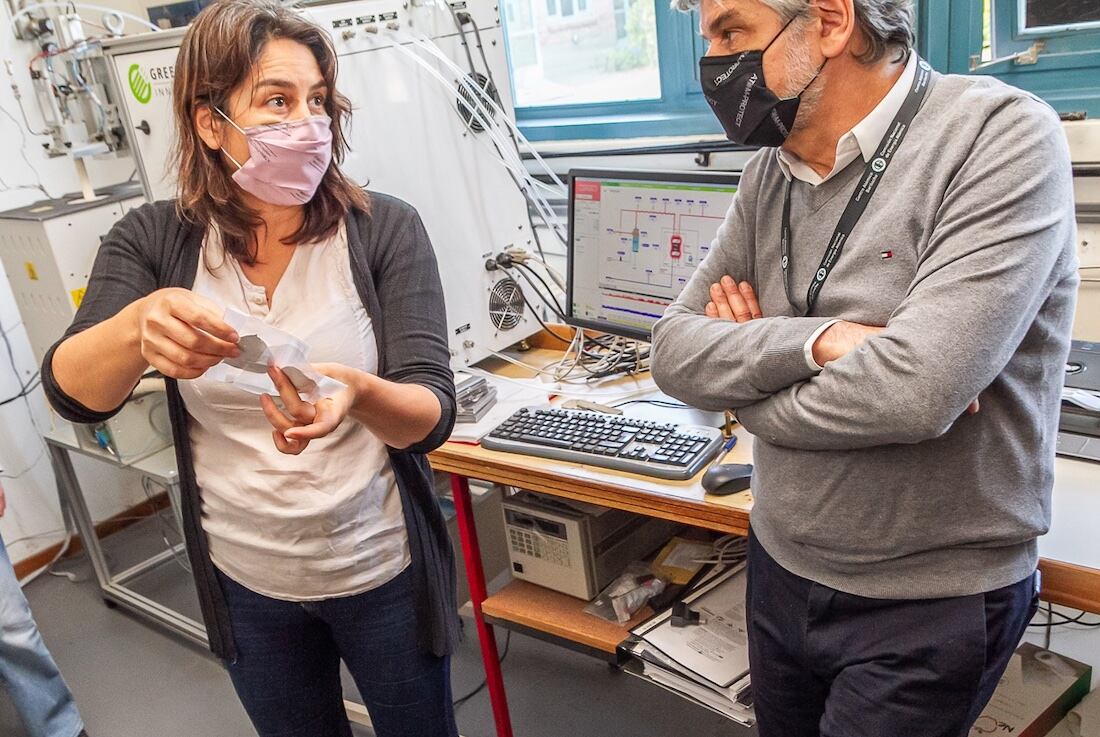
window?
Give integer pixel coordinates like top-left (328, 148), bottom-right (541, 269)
top-left (502, 0), bottom-right (721, 141)
top-left (504, 0), bottom-right (539, 69)
top-left (919, 0), bottom-right (1100, 118)
top-left (545, 0), bottom-right (583, 18)
top-left (1021, 1), bottom-right (1100, 32)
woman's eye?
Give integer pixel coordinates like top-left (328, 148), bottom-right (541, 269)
top-left (311, 94), bottom-right (326, 107)
top-left (268, 96), bottom-right (286, 108)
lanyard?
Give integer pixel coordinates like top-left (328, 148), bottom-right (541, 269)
top-left (781, 55), bottom-right (935, 316)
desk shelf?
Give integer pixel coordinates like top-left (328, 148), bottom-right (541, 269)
top-left (480, 580), bottom-right (653, 663)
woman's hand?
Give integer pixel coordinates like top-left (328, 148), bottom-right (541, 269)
top-left (135, 288), bottom-right (240, 379)
top-left (260, 364), bottom-right (359, 455)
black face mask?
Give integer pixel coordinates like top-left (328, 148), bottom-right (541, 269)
top-left (700, 17), bottom-right (822, 146)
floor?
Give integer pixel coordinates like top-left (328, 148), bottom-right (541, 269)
top-left (1, 517), bottom-right (755, 737)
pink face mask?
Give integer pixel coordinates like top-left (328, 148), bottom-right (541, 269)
top-left (215, 108), bottom-right (333, 206)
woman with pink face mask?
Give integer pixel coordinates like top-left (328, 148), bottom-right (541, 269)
top-left (41, 2), bottom-right (460, 735)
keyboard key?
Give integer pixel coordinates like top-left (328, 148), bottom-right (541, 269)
top-left (520, 434), bottom-right (572, 448)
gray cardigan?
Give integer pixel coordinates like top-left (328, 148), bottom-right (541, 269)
top-left (42, 193), bottom-right (460, 660)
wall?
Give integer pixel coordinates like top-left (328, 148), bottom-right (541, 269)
top-left (0, 0), bottom-right (152, 565)
top-left (1024, 605), bottom-right (1100, 687)
top-left (1064, 121), bottom-right (1100, 342)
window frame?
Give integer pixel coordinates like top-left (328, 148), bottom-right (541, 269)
top-left (509, 0), bottom-right (722, 142)
top-left (919, 0), bottom-right (1100, 118)
top-left (1014, 1), bottom-right (1100, 39)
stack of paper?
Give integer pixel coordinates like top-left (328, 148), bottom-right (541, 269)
top-left (621, 565), bottom-right (755, 727)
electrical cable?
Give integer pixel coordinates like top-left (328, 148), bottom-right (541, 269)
top-left (484, 347), bottom-right (574, 376)
top-left (395, 30), bottom-right (568, 210)
top-left (384, 33), bottom-right (570, 262)
top-left (0, 320), bottom-right (49, 481)
top-left (415, 6), bottom-right (567, 190)
top-left (1028, 607), bottom-right (1100, 629)
top-left (18, 530), bottom-right (73, 587)
top-left (380, 34), bottom-right (649, 382)
top-left (408, 23), bottom-right (566, 190)
top-left (692, 534), bottom-right (747, 565)
top-left (4, 509), bottom-right (178, 574)
top-left (408, 27), bottom-right (567, 247)
top-left (462, 365), bottom-right (655, 401)
top-left (396, 47), bottom-right (566, 253)
top-left (398, 30), bottom-right (568, 211)
top-left (490, 273), bottom-right (572, 346)
top-left (463, 13), bottom-right (562, 261)
top-left (5, 70), bottom-right (49, 136)
top-left (443, 0), bottom-right (478, 80)
top-left (500, 262), bottom-right (564, 321)
top-left (483, 328), bottom-right (650, 384)
top-left (512, 261), bottom-right (565, 317)
top-left (508, 248), bottom-right (567, 288)
top-left (141, 475), bottom-right (190, 573)
top-left (0, 376), bottom-right (42, 407)
top-left (612, 399), bottom-right (690, 409)
top-left (452, 629), bottom-right (511, 711)
top-left (0, 363), bottom-right (40, 395)
top-left (11, 3), bottom-right (161, 33)
top-left (0, 102), bottom-right (52, 199)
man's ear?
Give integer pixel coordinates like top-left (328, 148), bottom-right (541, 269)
top-left (811, 0), bottom-right (857, 60)
top-left (194, 105), bottom-right (221, 150)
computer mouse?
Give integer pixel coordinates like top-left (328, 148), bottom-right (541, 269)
top-left (701, 463), bottom-right (754, 496)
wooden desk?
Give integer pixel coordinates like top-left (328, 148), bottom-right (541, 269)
top-left (434, 339), bottom-right (1100, 737)
top-left (436, 431), bottom-right (753, 737)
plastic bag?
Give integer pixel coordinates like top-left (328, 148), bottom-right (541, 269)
top-left (584, 562), bottom-right (667, 624)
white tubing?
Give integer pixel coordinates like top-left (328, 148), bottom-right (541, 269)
top-left (400, 30), bottom-right (566, 191)
top-left (383, 37), bottom-right (564, 234)
top-left (396, 30), bottom-right (564, 186)
top-left (383, 39), bottom-right (528, 178)
top-left (394, 33), bottom-right (567, 240)
top-left (397, 32), bottom-right (569, 240)
top-left (11, 2), bottom-right (162, 32)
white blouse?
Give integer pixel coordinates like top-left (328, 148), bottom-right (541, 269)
top-left (177, 226), bottom-right (410, 601)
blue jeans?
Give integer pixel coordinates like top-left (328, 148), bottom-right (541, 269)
top-left (216, 566), bottom-right (458, 737)
top-left (0, 535), bottom-right (84, 737)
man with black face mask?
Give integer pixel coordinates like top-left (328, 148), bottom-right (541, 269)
top-left (649, 1), bottom-right (1079, 736)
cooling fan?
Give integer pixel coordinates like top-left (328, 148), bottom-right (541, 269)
top-left (457, 72), bottom-right (499, 133)
top-left (488, 276), bottom-right (525, 331)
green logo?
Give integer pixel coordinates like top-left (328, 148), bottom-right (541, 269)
top-left (128, 64), bottom-right (152, 104)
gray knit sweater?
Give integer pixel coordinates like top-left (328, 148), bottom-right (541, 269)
top-left (650, 72), bottom-right (1079, 599)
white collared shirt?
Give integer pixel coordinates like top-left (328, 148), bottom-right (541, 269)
top-left (777, 52), bottom-right (918, 186)
top-left (781, 53), bottom-right (918, 369)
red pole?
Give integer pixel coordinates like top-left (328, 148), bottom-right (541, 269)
top-left (450, 473), bottom-right (514, 737)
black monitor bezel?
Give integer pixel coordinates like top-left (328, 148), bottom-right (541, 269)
top-left (564, 168), bottom-right (741, 342)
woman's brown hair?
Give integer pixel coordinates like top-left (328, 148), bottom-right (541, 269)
top-left (172, 0), bottom-right (369, 264)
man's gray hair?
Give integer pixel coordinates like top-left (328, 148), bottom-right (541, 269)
top-left (674, 0), bottom-right (915, 64)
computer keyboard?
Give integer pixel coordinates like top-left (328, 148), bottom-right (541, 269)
top-left (481, 407), bottom-right (725, 481)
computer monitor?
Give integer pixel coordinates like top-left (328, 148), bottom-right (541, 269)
top-left (566, 168), bottom-right (741, 341)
